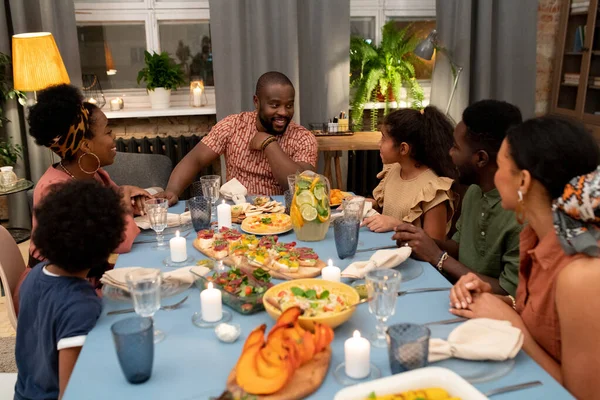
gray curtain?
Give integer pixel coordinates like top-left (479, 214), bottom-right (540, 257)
top-left (209, 0), bottom-right (350, 126)
top-left (431, 0), bottom-right (537, 121)
top-left (0, 0), bottom-right (81, 228)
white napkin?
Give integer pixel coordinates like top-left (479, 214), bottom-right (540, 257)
top-left (100, 266), bottom-right (210, 292)
top-left (144, 187), bottom-right (163, 196)
top-left (134, 211), bottom-right (191, 230)
top-left (220, 178), bottom-right (247, 204)
top-left (331, 202), bottom-right (379, 221)
top-left (428, 318), bottom-right (524, 362)
top-left (341, 246), bottom-right (412, 279)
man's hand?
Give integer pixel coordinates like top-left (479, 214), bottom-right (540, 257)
top-left (449, 272), bottom-right (493, 309)
top-left (154, 190), bottom-right (179, 207)
top-left (362, 214), bottom-right (401, 233)
top-left (250, 131), bottom-right (274, 151)
top-left (392, 223), bottom-right (442, 264)
top-left (121, 185), bottom-right (151, 215)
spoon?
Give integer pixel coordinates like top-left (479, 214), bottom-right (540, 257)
top-left (107, 295), bottom-right (189, 315)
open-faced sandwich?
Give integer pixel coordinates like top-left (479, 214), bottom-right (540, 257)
top-left (196, 229), bottom-right (215, 249)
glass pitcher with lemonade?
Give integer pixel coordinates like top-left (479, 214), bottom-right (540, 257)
top-left (290, 171), bottom-right (330, 241)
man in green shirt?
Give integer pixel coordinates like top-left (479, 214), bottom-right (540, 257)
top-left (393, 100), bottom-right (523, 297)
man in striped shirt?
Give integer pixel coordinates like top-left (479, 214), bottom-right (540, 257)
top-left (162, 71), bottom-right (318, 204)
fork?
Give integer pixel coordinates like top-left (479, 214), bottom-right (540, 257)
top-left (107, 295), bottom-right (189, 315)
top-left (134, 229), bottom-right (192, 245)
top-left (485, 381), bottom-right (543, 397)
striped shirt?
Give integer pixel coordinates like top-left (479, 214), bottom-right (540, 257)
top-left (202, 111), bottom-right (318, 195)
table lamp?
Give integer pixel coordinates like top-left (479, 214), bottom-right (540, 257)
top-left (12, 32), bottom-right (70, 95)
top-left (414, 29), bottom-right (463, 116)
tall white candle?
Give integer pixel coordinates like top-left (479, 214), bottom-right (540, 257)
top-left (217, 200), bottom-right (232, 230)
top-left (345, 330), bottom-right (371, 379)
top-left (322, 259), bottom-right (341, 282)
top-left (169, 230), bottom-right (187, 262)
top-left (201, 282), bottom-right (222, 322)
top-left (192, 87), bottom-right (202, 107)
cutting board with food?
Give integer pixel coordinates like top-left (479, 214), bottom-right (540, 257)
top-left (231, 197), bottom-right (286, 224)
top-left (225, 307), bottom-right (334, 400)
top-left (193, 228), bottom-right (327, 280)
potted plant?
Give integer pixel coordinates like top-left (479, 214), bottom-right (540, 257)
top-left (137, 51), bottom-right (185, 109)
top-left (0, 140), bottom-right (23, 168)
top-left (350, 22), bottom-right (425, 131)
top-left (0, 52), bottom-right (27, 127)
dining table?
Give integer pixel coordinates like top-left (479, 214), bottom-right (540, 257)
top-left (63, 198), bottom-right (573, 400)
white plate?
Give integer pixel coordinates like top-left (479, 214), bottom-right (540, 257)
top-left (102, 279), bottom-right (192, 302)
top-left (240, 226), bottom-right (293, 236)
top-left (333, 366), bottom-right (486, 400)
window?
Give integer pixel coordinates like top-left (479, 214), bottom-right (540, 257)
top-left (388, 17), bottom-right (436, 80)
top-left (351, 16), bottom-right (376, 43)
top-left (74, 1), bottom-right (212, 91)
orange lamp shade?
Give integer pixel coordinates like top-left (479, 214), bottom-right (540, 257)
top-left (12, 32), bottom-right (70, 91)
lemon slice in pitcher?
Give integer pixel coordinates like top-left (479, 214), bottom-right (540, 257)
top-left (313, 185), bottom-right (326, 201)
top-left (296, 190), bottom-right (317, 207)
top-left (300, 204), bottom-right (318, 221)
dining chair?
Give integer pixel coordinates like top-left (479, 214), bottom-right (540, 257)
top-left (102, 152), bottom-right (173, 191)
top-left (0, 225), bottom-right (26, 330)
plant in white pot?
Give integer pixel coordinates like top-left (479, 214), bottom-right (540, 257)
top-left (137, 51), bottom-right (185, 110)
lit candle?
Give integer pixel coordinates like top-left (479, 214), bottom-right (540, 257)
top-left (169, 230), bottom-right (187, 262)
top-left (345, 330), bottom-right (371, 379)
top-left (217, 200), bottom-right (232, 230)
top-left (201, 282), bottom-right (222, 322)
top-left (321, 259), bottom-right (341, 282)
top-left (192, 86), bottom-right (202, 107)
top-left (87, 98), bottom-right (97, 104)
top-left (110, 98), bottom-right (120, 111)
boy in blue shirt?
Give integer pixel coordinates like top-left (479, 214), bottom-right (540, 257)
top-left (15, 180), bottom-right (127, 400)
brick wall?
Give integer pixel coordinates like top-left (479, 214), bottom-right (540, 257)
top-left (108, 114), bottom-right (217, 139)
top-left (536, 0), bottom-right (562, 115)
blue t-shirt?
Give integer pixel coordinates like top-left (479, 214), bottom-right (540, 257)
top-left (15, 263), bottom-right (102, 400)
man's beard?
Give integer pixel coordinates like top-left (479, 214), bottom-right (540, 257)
top-left (259, 113), bottom-right (290, 136)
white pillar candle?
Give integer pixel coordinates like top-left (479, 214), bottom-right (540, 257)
top-left (110, 98), bottom-right (120, 111)
top-left (217, 200), bottom-right (232, 230)
top-left (201, 282), bottom-right (222, 322)
top-left (169, 230), bottom-right (187, 262)
top-left (192, 87), bottom-right (202, 107)
top-left (322, 259), bottom-right (341, 282)
top-left (345, 330), bottom-right (371, 379)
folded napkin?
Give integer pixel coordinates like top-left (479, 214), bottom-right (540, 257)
top-left (331, 202), bottom-right (379, 221)
top-left (134, 211), bottom-right (191, 230)
top-left (144, 187), bottom-right (164, 196)
top-left (428, 318), bottom-right (524, 363)
top-left (341, 246), bottom-right (412, 279)
top-left (220, 178), bottom-right (247, 204)
top-left (100, 266), bottom-right (210, 292)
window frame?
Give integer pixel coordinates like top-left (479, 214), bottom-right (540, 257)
top-left (153, 9), bottom-right (211, 53)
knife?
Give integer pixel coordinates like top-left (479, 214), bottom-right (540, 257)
top-left (398, 287), bottom-right (450, 296)
top-left (423, 317), bottom-right (466, 326)
top-left (354, 245), bottom-right (398, 254)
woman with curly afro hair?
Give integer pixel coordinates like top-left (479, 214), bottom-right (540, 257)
top-left (13, 84), bottom-right (150, 313)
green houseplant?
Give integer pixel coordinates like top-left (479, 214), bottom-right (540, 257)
top-left (350, 22), bottom-right (425, 131)
top-left (137, 51), bottom-right (185, 110)
top-left (0, 52), bottom-right (27, 127)
top-left (0, 139), bottom-right (23, 167)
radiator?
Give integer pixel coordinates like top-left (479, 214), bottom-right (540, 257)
top-left (114, 135), bottom-right (220, 199)
top-left (346, 150), bottom-right (383, 197)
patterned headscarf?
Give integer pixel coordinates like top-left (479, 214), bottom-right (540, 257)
top-left (552, 165), bottom-right (600, 257)
top-left (48, 105), bottom-right (90, 159)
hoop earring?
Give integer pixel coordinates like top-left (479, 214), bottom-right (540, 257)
top-left (515, 190), bottom-right (526, 224)
top-left (78, 152), bottom-right (100, 175)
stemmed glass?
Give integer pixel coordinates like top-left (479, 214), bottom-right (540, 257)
top-left (144, 198), bottom-right (168, 248)
top-left (199, 175), bottom-right (221, 227)
top-left (126, 268), bottom-right (165, 344)
top-left (366, 269), bottom-right (402, 348)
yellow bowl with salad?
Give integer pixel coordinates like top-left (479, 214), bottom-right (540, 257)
top-left (263, 278), bottom-right (360, 330)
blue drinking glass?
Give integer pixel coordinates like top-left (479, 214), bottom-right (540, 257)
top-left (333, 217), bottom-right (360, 259)
top-left (188, 196), bottom-right (212, 232)
top-left (386, 323), bottom-right (430, 374)
top-left (111, 317), bottom-right (154, 384)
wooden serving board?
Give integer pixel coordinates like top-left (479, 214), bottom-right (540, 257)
top-left (226, 347), bottom-right (331, 400)
top-left (192, 239), bottom-right (327, 280)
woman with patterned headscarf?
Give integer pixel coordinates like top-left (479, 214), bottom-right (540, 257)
top-left (447, 116), bottom-right (600, 399)
top-left (13, 84), bottom-right (149, 312)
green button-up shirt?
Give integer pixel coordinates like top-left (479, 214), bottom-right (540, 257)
top-left (451, 185), bottom-right (522, 296)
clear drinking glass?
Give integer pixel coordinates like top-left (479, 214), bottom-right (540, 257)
top-left (199, 175), bottom-right (221, 226)
top-left (144, 198), bottom-right (169, 248)
top-left (287, 174), bottom-right (296, 193)
top-left (343, 196), bottom-right (366, 220)
top-left (366, 269), bottom-right (402, 347)
top-left (126, 268), bottom-right (165, 343)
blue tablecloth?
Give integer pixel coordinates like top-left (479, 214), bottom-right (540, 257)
top-left (64, 201), bottom-right (572, 400)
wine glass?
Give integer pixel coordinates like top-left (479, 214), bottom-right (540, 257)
top-left (366, 269), bottom-right (402, 348)
top-left (144, 198), bottom-right (168, 248)
top-left (199, 175), bottom-right (221, 226)
top-left (126, 268), bottom-right (165, 343)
